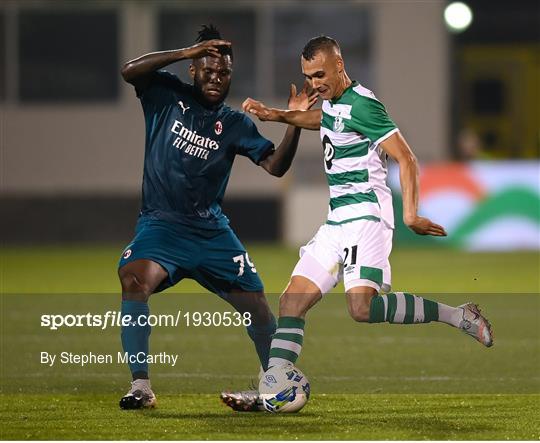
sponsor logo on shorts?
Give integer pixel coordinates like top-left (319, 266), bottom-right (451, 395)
top-left (123, 249), bottom-right (132, 259)
top-left (344, 265), bottom-right (356, 275)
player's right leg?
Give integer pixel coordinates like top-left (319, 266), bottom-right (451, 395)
top-left (221, 226), bottom-right (338, 412)
top-left (221, 275), bottom-right (324, 412)
top-left (266, 275), bottom-right (323, 368)
top-left (267, 225), bottom-right (341, 368)
top-left (118, 258), bottom-right (168, 409)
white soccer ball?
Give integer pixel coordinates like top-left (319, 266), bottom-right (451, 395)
top-left (259, 364), bottom-right (310, 413)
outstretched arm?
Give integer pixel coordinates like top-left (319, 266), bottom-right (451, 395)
top-left (121, 39), bottom-right (231, 90)
top-left (259, 83), bottom-right (319, 177)
top-left (381, 132), bottom-right (447, 237)
top-left (243, 98), bottom-right (321, 130)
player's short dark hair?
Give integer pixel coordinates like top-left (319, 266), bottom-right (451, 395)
top-left (302, 35), bottom-right (340, 60)
top-left (196, 24), bottom-right (233, 60)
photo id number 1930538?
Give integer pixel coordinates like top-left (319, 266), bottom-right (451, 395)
top-left (183, 311), bottom-right (251, 327)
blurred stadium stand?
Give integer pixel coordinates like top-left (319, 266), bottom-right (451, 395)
top-left (1, 0), bottom-right (538, 248)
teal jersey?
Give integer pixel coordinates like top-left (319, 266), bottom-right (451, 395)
top-left (135, 71), bottom-right (274, 230)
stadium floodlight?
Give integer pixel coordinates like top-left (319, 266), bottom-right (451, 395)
top-left (444, 1), bottom-right (473, 33)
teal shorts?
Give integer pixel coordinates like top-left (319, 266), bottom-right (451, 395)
top-left (118, 216), bottom-right (264, 296)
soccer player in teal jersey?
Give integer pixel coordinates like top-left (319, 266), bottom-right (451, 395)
top-left (117, 25), bottom-right (317, 409)
top-left (223, 35), bottom-right (493, 411)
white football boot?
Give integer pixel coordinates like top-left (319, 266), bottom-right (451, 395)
top-left (458, 303), bottom-right (494, 347)
top-left (220, 390), bottom-right (262, 412)
top-left (220, 367), bottom-right (264, 412)
top-left (119, 379), bottom-right (157, 409)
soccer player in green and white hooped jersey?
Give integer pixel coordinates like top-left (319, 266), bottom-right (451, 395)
top-left (222, 36), bottom-right (494, 411)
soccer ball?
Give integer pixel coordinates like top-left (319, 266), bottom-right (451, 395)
top-left (259, 364), bottom-right (310, 413)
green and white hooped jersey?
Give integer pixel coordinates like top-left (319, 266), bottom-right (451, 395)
top-left (320, 81), bottom-right (399, 228)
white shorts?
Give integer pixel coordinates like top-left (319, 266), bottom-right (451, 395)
top-left (292, 218), bottom-right (393, 294)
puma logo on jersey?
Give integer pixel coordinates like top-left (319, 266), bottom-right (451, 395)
top-left (178, 101), bottom-right (190, 114)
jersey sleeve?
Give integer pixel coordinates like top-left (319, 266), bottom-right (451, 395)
top-left (350, 97), bottom-right (398, 145)
top-left (235, 115), bottom-right (275, 165)
top-left (135, 70), bottom-right (184, 102)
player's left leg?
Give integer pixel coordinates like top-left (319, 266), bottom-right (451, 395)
top-left (225, 289), bottom-right (276, 371)
top-left (193, 227), bottom-right (277, 371)
top-left (343, 218), bottom-right (493, 347)
top-left (343, 219), bottom-right (493, 347)
top-left (193, 227), bottom-right (281, 412)
top-left (346, 288), bottom-right (493, 347)
top-left (218, 289), bottom-right (277, 412)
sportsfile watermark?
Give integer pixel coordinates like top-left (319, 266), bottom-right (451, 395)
top-left (2, 293), bottom-right (538, 395)
top-left (40, 310), bottom-right (252, 330)
top-left (40, 350), bottom-right (181, 368)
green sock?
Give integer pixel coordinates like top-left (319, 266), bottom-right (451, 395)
top-left (369, 292), bottom-right (440, 324)
top-left (268, 316), bottom-right (305, 367)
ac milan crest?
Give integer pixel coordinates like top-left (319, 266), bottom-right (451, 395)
top-left (214, 121), bottom-right (223, 135)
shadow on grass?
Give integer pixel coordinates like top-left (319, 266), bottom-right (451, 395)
top-left (140, 410), bottom-right (319, 420)
top-left (143, 408), bottom-right (496, 438)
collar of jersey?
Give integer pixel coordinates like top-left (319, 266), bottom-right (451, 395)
top-left (195, 98), bottom-right (225, 115)
top-left (330, 80), bottom-right (358, 104)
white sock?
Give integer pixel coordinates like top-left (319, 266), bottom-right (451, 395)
top-left (437, 303), bottom-right (463, 327)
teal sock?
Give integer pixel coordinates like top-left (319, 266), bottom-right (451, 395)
top-left (121, 300), bottom-right (151, 377)
top-left (268, 316), bottom-right (305, 367)
top-left (369, 292), bottom-right (440, 324)
top-left (246, 314), bottom-right (277, 371)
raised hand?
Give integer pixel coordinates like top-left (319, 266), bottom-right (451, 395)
top-left (242, 98), bottom-right (273, 121)
top-left (288, 82), bottom-right (319, 111)
top-left (184, 39), bottom-right (232, 59)
top-left (405, 215), bottom-right (447, 236)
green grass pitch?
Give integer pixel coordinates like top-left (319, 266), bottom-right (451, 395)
top-left (1, 245), bottom-right (539, 440)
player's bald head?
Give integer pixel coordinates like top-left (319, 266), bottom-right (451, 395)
top-left (301, 35), bottom-right (341, 61)
top-left (300, 35), bottom-right (348, 101)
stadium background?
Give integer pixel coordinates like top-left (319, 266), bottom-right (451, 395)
top-left (1, 0), bottom-right (539, 440)
top-left (2, 0), bottom-right (538, 247)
